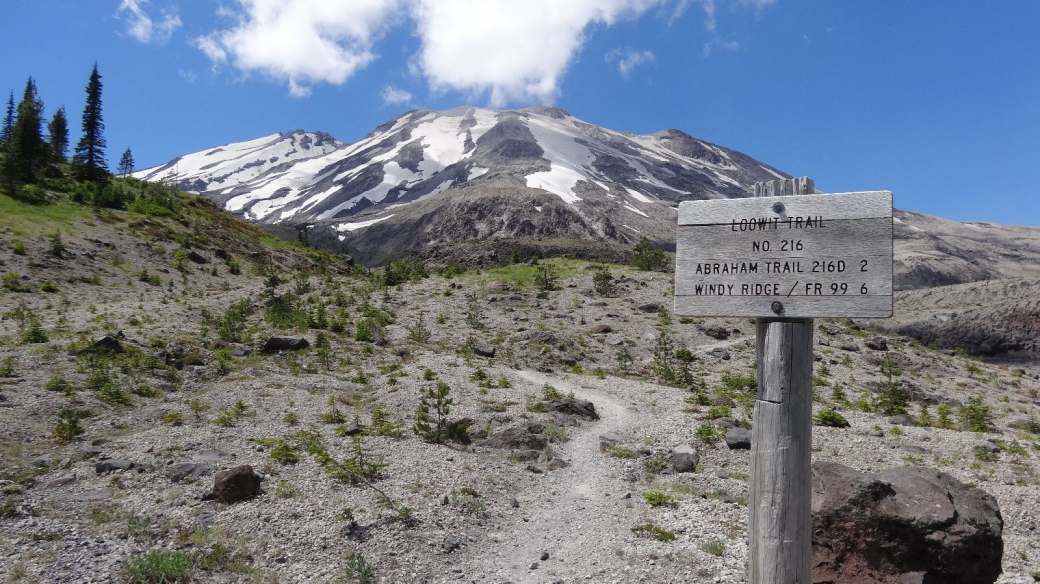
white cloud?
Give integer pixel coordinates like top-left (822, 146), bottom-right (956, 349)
top-left (702, 37), bottom-right (741, 57)
top-left (195, 0), bottom-right (402, 97)
top-left (192, 0), bottom-right (775, 101)
top-left (412, 0), bottom-right (671, 106)
top-left (381, 86), bottom-right (413, 106)
top-left (178, 69), bottom-right (198, 83)
top-left (118, 0), bottom-right (182, 44)
top-left (606, 49), bottom-right (655, 78)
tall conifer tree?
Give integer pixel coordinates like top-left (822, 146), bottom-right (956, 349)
top-left (73, 63), bottom-right (107, 181)
top-left (0, 92), bottom-right (14, 146)
top-left (117, 148), bottom-right (134, 177)
top-left (9, 78), bottom-right (46, 184)
top-left (48, 107), bottom-right (69, 162)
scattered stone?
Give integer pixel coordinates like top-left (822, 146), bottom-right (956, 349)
top-left (214, 248), bottom-right (229, 260)
top-left (472, 344), bottom-right (496, 358)
top-left (208, 465), bottom-right (263, 503)
top-left (95, 459), bottom-right (135, 474)
top-left (839, 344), bottom-right (861, 352)
top-left (606, 335), bottom-right (625, 346)
top-left (45, 475), bottom-right (77, 488)
top-left (711, 347), bottom-right (731, 360)
top-left (32, 456), bottom-right (51, 468)
top-left (667, 445), bottom-right (699, 473)
top-left (712, 417), bottom-right (740, 429)
top-left (510, 450), bottom-right (541, 462)
top-left (338, 425), bottom-right (363, 437)
top-left (590, 324), bottom-right (612, 334)
top-left (598, 432), bottom-right (622, 451)
top-left (886, 414), bottom-right (917, 427)
top-left (167, 462), bottom-right (214, 483)
top-left (82, 335), bottom-right (123, 355)
top-left (811, 462), bottom-right (1003, 584)
top-left (193, 449), bottom-right (232, 463)
top-left (637, 302), bottom-right (662, 313)
top-left (546, 398), bottom-right (599, 420)
top-left (443, 535), bottom-right (461, 553)
top-left (526, 465), bottom-right (544, 474)
top-left (510, 498), bottom-right (520, 508)
top-left (546, 458), bottom-right (569, 471)
top-left (530, 562), bottom-right (539, 570)
top-left (484, 424), bottom-right (548, 450)
top-left (974, 440), bottom-right (1001, 455)
top-left (702, 325), bottom-right (730, 340)
top-left (540, 552), bottom-right (550, 561)
top-left (230, 346), bottom-right (253, 357)
top-left (486, 280), bottom-right (515, 293)
top-left (725, 427), bottom-right (752, 450)
top-left (263, 335), bottom-right (309, 352)
top-left (904, 445), bottom-right (928, 455)
top-left (186, 250), bottom-right (208, 264)
top-left (865, 336), bottom-right (889, 351)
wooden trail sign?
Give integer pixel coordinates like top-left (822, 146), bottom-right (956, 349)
top-left (674, 190), bottom-right (893, 318)
top-left (673, 177), bottom-right (894, 584)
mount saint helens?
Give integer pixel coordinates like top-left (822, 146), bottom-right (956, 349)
top-left (134, 106), bottom-right (787, 265)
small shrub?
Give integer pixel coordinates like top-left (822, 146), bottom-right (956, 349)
top-left (344, 552), bottom-right (375, 584)
top-left (125, 550), bottom-right (193, 583)
top-left (44, 374), bottom-right (74, 395)
top-left (10, 240), bottom-right (26, 255)
top-left (959, 394), bottom-right (993, 433)
top-left (158, 412), bottom-right (186, 426)
top-left (631, 237), bottom-right (666, 271)
top-left (642, 491), bottom-right (677, 507)
top-left (53, 408), bottom-right (85, 443)
top-left (705, 404), bottom-right (731, 420)
top-left (269, 440), bottom-right (300, 464)
top-left (814, 409), bottom-right (850, 428)
top-left (695, 421), bottom-right (721, 444)
top-left (606, 445), bottom-right (639, 458)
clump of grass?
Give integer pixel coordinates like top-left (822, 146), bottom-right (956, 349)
top-left (606, 445), bottom-right (638, 459)
top-left (632, 523), bottom-right (675, 542)
top-left (642, 491), bottom-right (677, 507)
top-left (701, 539), bottom-right (726, 556)
top-left (125, 550), bottom-right (193, 583)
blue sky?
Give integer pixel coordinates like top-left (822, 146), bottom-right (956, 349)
top-left (2, 1), bottom-right (1038, 226)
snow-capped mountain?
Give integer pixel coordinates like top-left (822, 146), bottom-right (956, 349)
top-left (136, 106), bottom-right (788, 264)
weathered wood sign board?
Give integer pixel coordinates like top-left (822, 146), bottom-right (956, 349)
top-left (674, 191), bottom-right (893, 318)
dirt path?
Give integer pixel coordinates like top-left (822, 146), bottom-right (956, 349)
top-left (470, 371), bottom-right (646, 583)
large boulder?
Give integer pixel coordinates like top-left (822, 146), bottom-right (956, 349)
top-left (483, 423), bottom-right (548, 450)
top-left (546, 398), bottom-right (599, 420)
top-left (811, 462), bottom-right (1003, 584)
top-left (263, 336), bottom-right (309, 352)
top-left (209, 465), bottom-right (263, 503)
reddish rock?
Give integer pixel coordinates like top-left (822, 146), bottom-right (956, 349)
top-left (210, 465), bottom-right (263, 503)
top-left (811, 462), bottom-right (1003, 584)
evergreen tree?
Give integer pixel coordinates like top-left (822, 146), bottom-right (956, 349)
top-left (73, 64), bottom-right (107, 182)
top-left (0, 92), bottom-right (14, 145)
top-left (9, 78), bottom-right (46, 184)
top-left (631, 236), bottom-right (667, 271)
top-left (117, 147), bottom-right (134, 177)
top-left (47, 107), bottom-right (69, 161)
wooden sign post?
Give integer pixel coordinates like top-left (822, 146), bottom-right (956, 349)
top-left (674, 177), bottom-right (893, 584)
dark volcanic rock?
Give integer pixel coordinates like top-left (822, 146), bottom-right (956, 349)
top-left (483, 423), bottom-right (548, 450)
top-left (95, 459), bottom-right (135, 474)
top-left (865, 336), bottom-right (889, 351)
top-left (702, 325), bottom-right (730, 340)
top-left (811, 461), bottom-right (1003, 584)
top-left (209, 465), bottom-right (263, 503)
top-left (667, 445), bottom-right (699, 473)
top-left (546, 398), bottom-right (599, 420)
top-left (263, 335), bottom-right (309, 352)
top-left (725, 427), bottom-right (752, 450)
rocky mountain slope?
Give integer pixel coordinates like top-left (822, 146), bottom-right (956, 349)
top-left (1, 183), bottom-right (1040, 583)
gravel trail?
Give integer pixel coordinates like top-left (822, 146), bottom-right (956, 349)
top-left (472, 371), bottom-right (645, 583)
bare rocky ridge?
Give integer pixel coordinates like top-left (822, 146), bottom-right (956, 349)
top-left (1, 193), bottom-right (1040, 582)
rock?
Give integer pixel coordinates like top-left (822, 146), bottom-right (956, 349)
top-left (702, 325), bottom-right (730, 340)
top-left (811, 461), bottom-right (1003, 584)
top-left (711, 347), bottom-right (731, 360)
top-left (186, 250), bottom-right (208, 264)
top-left (32, 456), bottom-right (51, 468)
top-left (590, 324), bottom-right (612, 334)
top-left (546, 458), bottom-right (569, 471)
top-left (510, 450), bottom-right (541, 462)
top-left (546, 398), bottom-right (599, 420)
top-left (637, 302), bottom-right (662, 313)
top-left (484, 424), bottom-right (548, 450)
top-left (192, 449), bottom-right (232, 462)
top-left (526, 465), bottom-right (544, 474)
top-left (886, 414), bottom-right (917, 427)
top-left (667, 445), bottom-right (699, 473)
top-left (1007, 417), bottom-right (1038, 431)
top-left (974, 440), bottom-right (1001, 455)
top-left (839, 344), bottom-right (861, 352)
top-left (443, 535), bottom-right (462, 553)
top-left (229, 346), bottom-right (253, 357)
top-left (540, 551), bottom-right (550, 561)
top-left (170, 497), bottom-right (187, 507)
top-left (865, 336), bottom-right (889, 351)
top-left (95, 459), bottom-right (135, 474)
top-left (725, 427), bottom-right (752, 450)
top-left (472, 344), bottom-right (496, 358)
top-left (167, 462), bottom-right (214, 483)
top-left (712, 417), bottom-right (740, 429)
top-left (339, 425), bottom-right (363, 437)
top-left (598, 432), bottom-right (622, 451)
top-left (84, 335), bottom-right (124, 354)
top-left (524, 330), bottom-right (557, 345)
top-left (209, 465), bottom-right (263, 503)
top-left (510, 498), bottom-right (520, 508)
top-left (486, 280), bottom-right (515, 292)
top-left (262, 336), bottom-right (309, 352)
top-left (904, 445), bottom-right (928, 455)
top-left (214, 248), bottom-right (229, 260)
top-left (45, 475), bottom-right (77, 488)
top-left (606, 335), bottom-right (625, 346)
